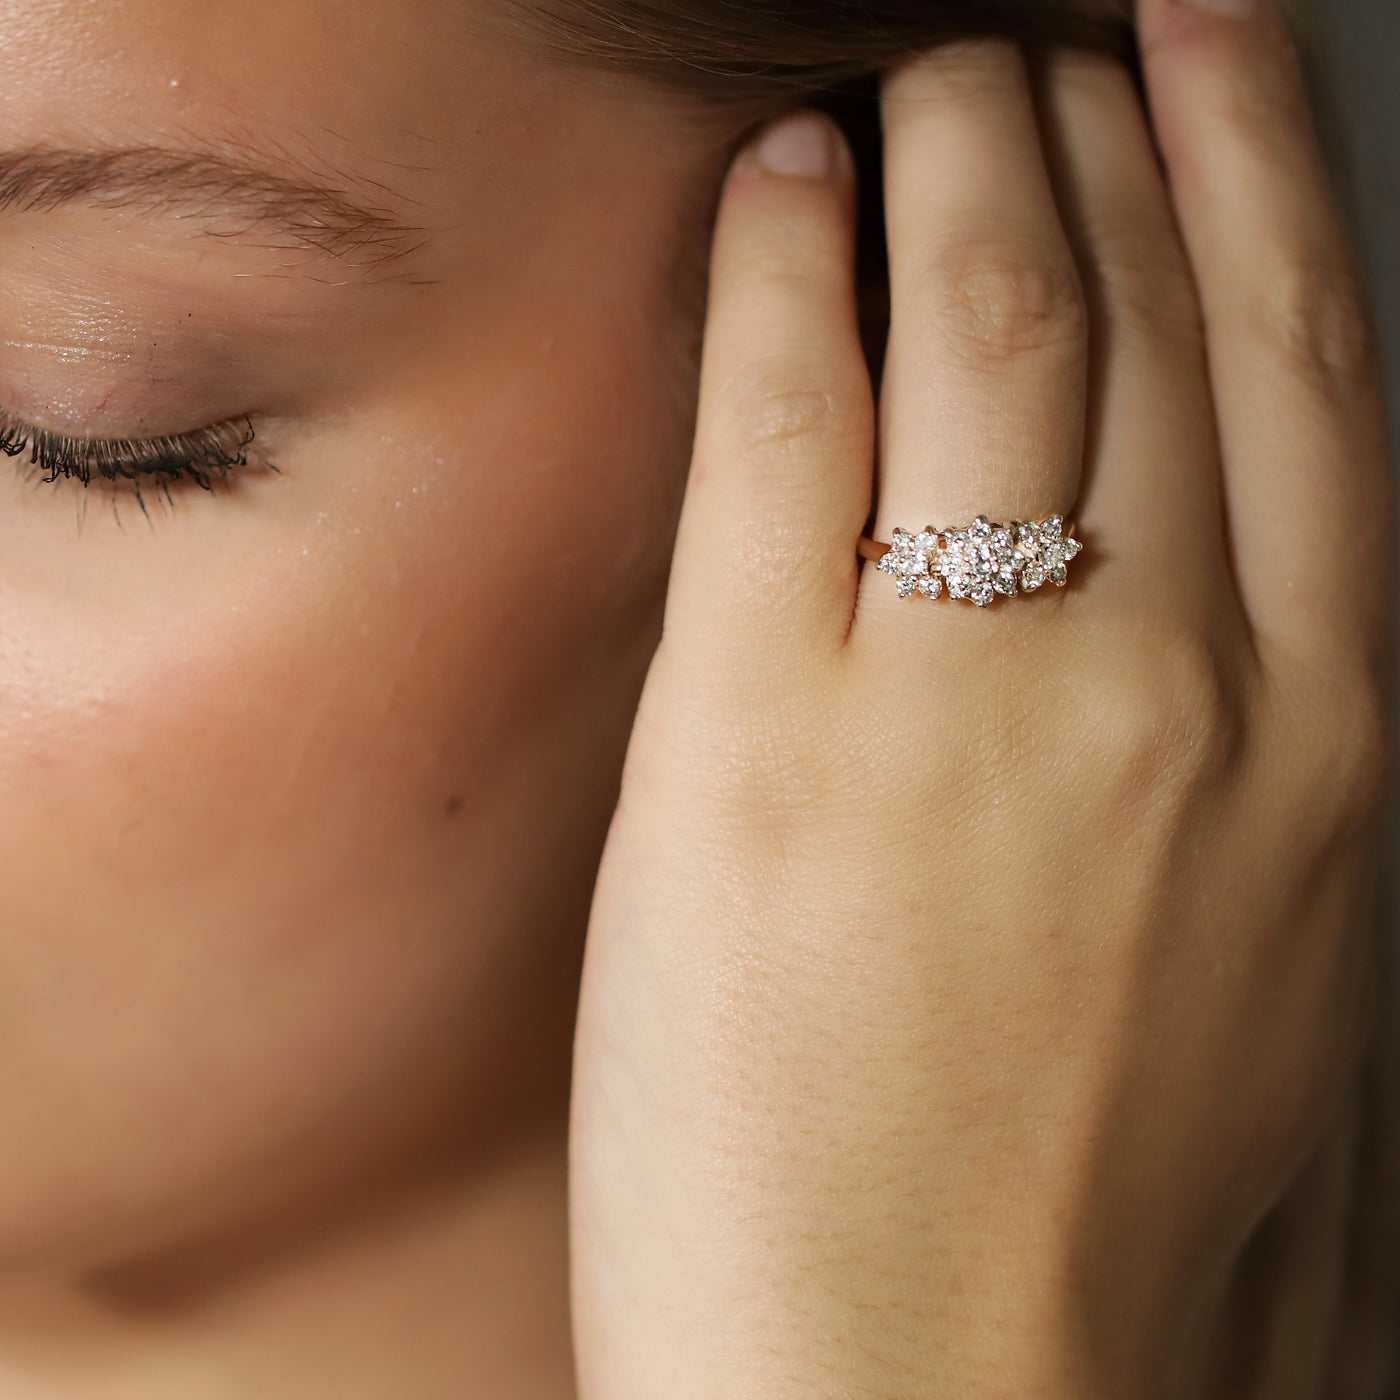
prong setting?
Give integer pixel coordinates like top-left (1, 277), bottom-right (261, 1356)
top-left (870, 516), bottom-right (1082, 606)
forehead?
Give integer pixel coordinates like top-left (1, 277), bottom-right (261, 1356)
top-left (2, 0), bottom-right (474, 150)
top-left (3, 0), bottom-right (537, 128)
top-left (0, 0), bottom-right (668, 219)
top-left (0, 0), bottom-right (718, 288)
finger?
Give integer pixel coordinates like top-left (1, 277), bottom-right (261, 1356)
top-left (872, 42), bottom-right (1088, 563)
top-left (665, 112), bottom-right (871, 664)
top-left (1036, 50), bottom-right (1233, 619)
top-left (1137, 0), bottom-right (1394, 660)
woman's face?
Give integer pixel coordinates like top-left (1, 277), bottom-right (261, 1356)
top-left (0, 0), bottom-right (718, 1275)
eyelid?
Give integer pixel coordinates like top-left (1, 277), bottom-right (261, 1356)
top-left (0, 406), bottom-right (261, 490)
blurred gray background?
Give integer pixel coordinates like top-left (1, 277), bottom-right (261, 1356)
top-left (1297, 0), bottom-right (1400, 410)
top-left (1289, 2), bottom-right (1400, 1388)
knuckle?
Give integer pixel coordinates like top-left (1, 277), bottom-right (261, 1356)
top-left (1254, 257), bottom-right (1381, 389)
top-left (1289, 667), bottom-right (1396, 822)
top-left (1073, 630), bottom-right (1248, 794)
top-left (907, 43), bottom-right (1022, 109)
top-left (721, 364), bottom-right (850, 459)
top-left (917, 237), bottom-right (1087, 369)
top-left (1334, 707), bottom-right (1394, 816)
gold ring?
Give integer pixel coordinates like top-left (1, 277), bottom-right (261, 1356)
top-left (859, 515), bottom-right (1082, 607)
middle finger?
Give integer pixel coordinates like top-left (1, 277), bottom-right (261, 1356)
top-left (872, 41), bottom-right (1088, 562)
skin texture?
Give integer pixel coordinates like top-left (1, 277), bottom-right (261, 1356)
top-left (0, 0), bottom-right (725, 1394)
top-left (0, 0), bottom-right (1390, 1396)
top-left (571, 3), bottom-right (1396, 1399)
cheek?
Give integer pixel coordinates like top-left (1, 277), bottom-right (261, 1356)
top-left (0, 580), bottom-right (479, 1271)
top-left (0, 295), bottom-right (690, 1271)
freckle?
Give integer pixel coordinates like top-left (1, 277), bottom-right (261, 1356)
top-left (443, 793), bottom-right (464, 817)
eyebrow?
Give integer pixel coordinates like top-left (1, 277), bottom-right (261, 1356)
top-left (0, 146), bottom-right (424, 275)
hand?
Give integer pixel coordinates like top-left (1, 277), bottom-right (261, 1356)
top-left (570, 2), bottom-right (1396, 1395)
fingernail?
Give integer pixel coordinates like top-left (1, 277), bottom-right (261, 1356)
top-left (1175, 0), bottom-right (1271, 16)
top-left (753, 113), bottom-right (833, 179)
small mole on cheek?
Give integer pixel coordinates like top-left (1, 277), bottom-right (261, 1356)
top-left (443, 793), bottom-right (464, 818)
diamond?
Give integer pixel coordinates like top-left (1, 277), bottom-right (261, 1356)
top-left (1013, 517), bottom-right (1081, 591)
top-left (877, 527), bottom-right (929, 580)
top-left (937, 516), bottom-right (1021, 605)
top-left (870, 514), bottom-right (1081, 603)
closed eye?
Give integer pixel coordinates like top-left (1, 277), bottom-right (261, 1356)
top-left (0, 409), bottom-right (268, 493)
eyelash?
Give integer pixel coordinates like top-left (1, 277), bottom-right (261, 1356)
top-left (0, 409), bottom-right (261, 492)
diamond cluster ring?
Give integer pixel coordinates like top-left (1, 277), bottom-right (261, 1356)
top-left (858, 515), bottom-right (1083, 607)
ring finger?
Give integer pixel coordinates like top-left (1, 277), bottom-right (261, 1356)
top-left (868, 41), bottom-right (1088, 611)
